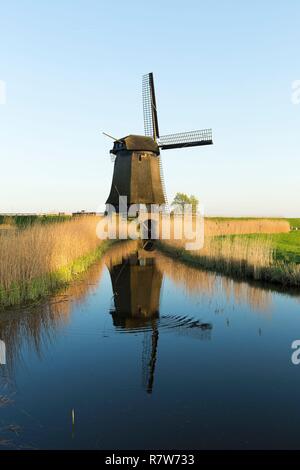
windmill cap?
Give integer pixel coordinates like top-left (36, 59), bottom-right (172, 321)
top-left (111, 135), bottom-right (160, 155)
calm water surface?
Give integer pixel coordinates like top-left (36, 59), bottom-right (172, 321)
top-left (0, 242), bottom-right (300, 450)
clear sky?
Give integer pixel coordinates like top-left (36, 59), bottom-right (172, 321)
top-left (0, 0), bottom-right (299, 216)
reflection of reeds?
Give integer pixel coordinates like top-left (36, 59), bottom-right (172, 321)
top-left (100, 240), bottom-right (299, 310)
top-left (101, 242), bottom-right (278, 313)
top-left (102, 240), bottom-right (140, 268)
top-left (0, 244), bottom-right (141, 373)
top-left (0, 216), bottom-right (108, 307)
top-left (52, 256), bottom-right (107, 317)
top-left (0, 257), bottom-right (106, 371)
top-left (155, 252), bottom-right (273, 313)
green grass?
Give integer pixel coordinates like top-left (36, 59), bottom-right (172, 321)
top-left (206, 217), bottom-right (300, 264)
top-left (221, 232), bottom-right (300, 264)
top-left (272, 232), bottom-right (300, 263)
top-left (0, 241), bottom-right (112, 309)
top-left (287, 218), bottom-right (300, 229)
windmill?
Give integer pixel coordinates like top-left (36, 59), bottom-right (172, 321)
top-left (105, 73), bottom-right (213, 214)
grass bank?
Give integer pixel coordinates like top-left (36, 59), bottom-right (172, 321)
top-left (287, 218), bottom-right (300, 230)
top-left (223, 232), bottom-right (300, 264)
top-left (0, 216), bottom-right (111, 308)
top-left (204, 217), bottom-right (300, 263)
top-left (0, 241), bottom-right (111, 308)
top-left (203, 217), bottom-right (300, 262)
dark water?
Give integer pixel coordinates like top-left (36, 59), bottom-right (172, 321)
top-left (1, 241), bottom-right (300, 450)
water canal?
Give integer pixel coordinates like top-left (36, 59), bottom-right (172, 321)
top-left (0, 241), bottom-right (300, 449)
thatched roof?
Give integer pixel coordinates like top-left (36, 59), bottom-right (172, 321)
top-left (111, 135), bottom-right (159, 154)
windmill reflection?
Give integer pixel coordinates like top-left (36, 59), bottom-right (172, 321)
top-left (107, 250), bottom-right (161, 393)
top-left (106, 247), bottom-right (213, 394)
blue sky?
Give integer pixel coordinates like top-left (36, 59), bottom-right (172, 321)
top-left (0, 0), bottom-right (299, 216)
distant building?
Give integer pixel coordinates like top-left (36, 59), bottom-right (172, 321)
top-left (72, 210), bottom-right (97, 217)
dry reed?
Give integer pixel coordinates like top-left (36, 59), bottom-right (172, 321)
top-left (204, 218), bottom-right (290, 236)
top-left (0, 216), bottom-right (108, 306)
top-left (158, 217), bottom-right (299, 286)
top-left (160, 235), bottom-right (274, 280)
top-left (158, 236), bottom-right (300, 286)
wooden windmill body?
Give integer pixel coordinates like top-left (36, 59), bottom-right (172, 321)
top-left (106, 135), bottom-right (165, 212)
top-left (105, 73), bottom-right (213, 214)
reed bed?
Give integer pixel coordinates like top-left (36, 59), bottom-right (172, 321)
top-left (204, 218), bottom-right (290, 236)
top-left (158, 217), bottom-right (300, 287)
top-left (159, 235), bottom-right (274, 279)
top-left (0, 216), bottom-right (109, 307)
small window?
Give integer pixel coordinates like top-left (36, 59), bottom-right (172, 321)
top-left (138, 155), bottom-right (142, 162)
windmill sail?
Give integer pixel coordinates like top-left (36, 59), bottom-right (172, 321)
top-left (158, 129), bottom-right (213, 150)
top-left (106, 71), bottom-right (213, 214)
top-left (142, 73), bottom-right (168, 210)
top-left (142, 73), bottom-right (159, 140)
